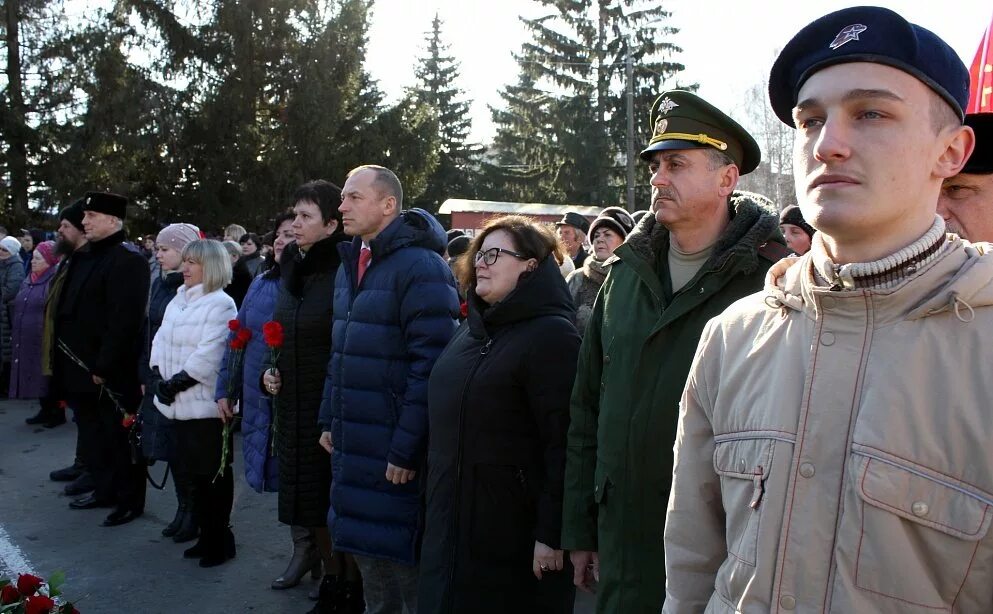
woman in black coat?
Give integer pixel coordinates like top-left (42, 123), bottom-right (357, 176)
top-left (139, 223), bottom-right (202, 543)
top-left (419, 215), bottom-right (581, 614)
top-left (262, 180), bottom-right (361, 612)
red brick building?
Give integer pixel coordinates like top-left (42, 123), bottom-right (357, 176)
top-left (438, 199), bottom-right (604, 236)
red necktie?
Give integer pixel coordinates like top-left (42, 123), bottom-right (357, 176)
top-left (357, 247), bottom-right (372, 285)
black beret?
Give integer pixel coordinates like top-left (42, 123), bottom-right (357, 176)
top-left (555, 211), bottom-right (591, 234)
top-left (640, 90), bottom-right (760, 175)
top-left (588, 207), bottom-right (636, 241)
top-left (962, 113), bottom-right (993, 175)
top-left (779, 205), bottom-right (815, 238)
top-left (58, 198), bottom-right (85, 232)
top-left (82, 191), bottom-right (128, 220)
top-left (770, 6), bottom-right (969, 126)
top-left (631, 210), bottom-right (651, 225)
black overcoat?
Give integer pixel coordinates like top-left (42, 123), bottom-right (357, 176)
top-left (418, 255), bottom-right (580, 614)
top-left (271, 236), bottom-right (342, 527)
top-left (52, 230), bottom-right (150, 411)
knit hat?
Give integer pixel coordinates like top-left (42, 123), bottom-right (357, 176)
top-left (588, 207), bottom-right (636, 242)
top-left (156, 223), bottom-right (201, 252)
top-left (779, 205), bottom-right (816, 238)
top-left (59, 199), bottom-right (85, 232)
top-left (447, 235), bottom-right (471, 260)
top-left (35, 240), bottom-right (58, 267)
top-left (0, 236), bottom-right (23, 257)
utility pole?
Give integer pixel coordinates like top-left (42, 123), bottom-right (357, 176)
top-left (625, 38), bottom-right (635, 212)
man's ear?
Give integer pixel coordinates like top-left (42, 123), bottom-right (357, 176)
top-left (717, 163), bottom-right (740, 198)
top-left (935, 125), bottom-right (975, 180)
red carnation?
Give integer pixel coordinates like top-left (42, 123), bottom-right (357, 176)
top-left (121, 414), bottom-right (136, 429)
top-left (230, 338), bottom-right (246, 351)
top-left (227, 320), bottom-right (240, 332)
top-left (236, 329), bottom-right (252, 343)
top-left (459, 301), bottom-right (468, 319)
top-left (1, 584), bottom-right (19, 604)
top-left (17, 574), bottom-right (43, 596)
top-left (24, 594), bottom-right (55, 614)
top-left (262, 321), bottom-right (284, 348)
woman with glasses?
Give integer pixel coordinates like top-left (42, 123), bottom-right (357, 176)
top-left (566, 207), bottom-right (635, 336)
top-left (419, 215), bottom-right (581, 614)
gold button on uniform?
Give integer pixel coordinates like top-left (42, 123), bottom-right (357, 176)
top-left (799, 463), bottom-right (815, 478)
top-left (821, 296), bottom-right (837, 310)
top-left (780, 595), bottom-right (796, 610)
top-left (912, 501), bottom-right (929, 517)
top-left (820, 331), bottom-right (835, 346)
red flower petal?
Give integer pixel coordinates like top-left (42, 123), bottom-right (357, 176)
top-left (227, 320), bottom-right (241, 331)
top-left (24, 594), bottom-right (55, 614)
top-left (16, 574), bottom-right (43, 596)
top-left (0, 585), bottom-right (19, 605)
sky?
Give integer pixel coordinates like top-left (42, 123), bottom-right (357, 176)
top-left (364, 0), bottom-right (993, 143)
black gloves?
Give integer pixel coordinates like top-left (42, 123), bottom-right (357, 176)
top-left (154, 370), bottom-right (198, 406)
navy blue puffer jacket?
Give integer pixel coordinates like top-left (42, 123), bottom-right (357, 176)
top-left (319, 209), bottom-right (459, 565)
top-left (215, 272), bottom-right (280, 493)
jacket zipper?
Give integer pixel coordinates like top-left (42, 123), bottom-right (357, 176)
top-left (447, 336), bottom-right (492, 609)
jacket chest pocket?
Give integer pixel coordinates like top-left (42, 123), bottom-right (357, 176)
top-left (713, 437), bottom-right (777, 567)
top-left (852, 453), bottom-right (993, 610)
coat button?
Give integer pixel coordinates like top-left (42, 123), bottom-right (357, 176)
top-left (912, 501), bottom-right (929, 517)
top-left (603, 354), bottom-right (610, 364)
top-left (780, 595), bottom-right (796, 610)
top-left (738, 459), bottom-right (746, 472)
top-left (821, 296), bottom-right (837, 310)
top-left (820, 331), bottom-right (835, 346)
top-left (799, 463), bottom-right (815, 478)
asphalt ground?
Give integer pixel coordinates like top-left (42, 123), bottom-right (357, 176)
top-left (0, 399), bottom-right (596, 613)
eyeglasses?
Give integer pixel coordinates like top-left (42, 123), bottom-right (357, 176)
top-left (474, 247), bottom-right (529, 266)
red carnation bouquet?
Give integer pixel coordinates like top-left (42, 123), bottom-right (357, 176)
top-left (262, 321), bottom-right (284, 455)
top-left (0, 572), bottom-right (79, 613)
top-left (215, 319), bottom-right (251, 480)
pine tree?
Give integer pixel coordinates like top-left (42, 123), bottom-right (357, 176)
top-left (492, 0), bottom-right (688, 207)
top-left (409, 14), bottom-right (479, 213)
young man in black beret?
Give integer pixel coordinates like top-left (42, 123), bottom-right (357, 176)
top-left (938, 113), bottom-right (993, 242)
top-left (664, 7), bottom-right (993, 613)
top-left (53, 191), bottom-right (150, 527)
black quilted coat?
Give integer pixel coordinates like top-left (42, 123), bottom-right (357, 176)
top-left (270, 236), bottom-right (343, 527)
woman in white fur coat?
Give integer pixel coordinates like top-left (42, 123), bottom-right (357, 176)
top-left (150, 239), bottom-right (238, 568)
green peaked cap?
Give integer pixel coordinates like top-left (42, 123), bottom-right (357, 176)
top-left (639, 90), bottom-right (761, 175)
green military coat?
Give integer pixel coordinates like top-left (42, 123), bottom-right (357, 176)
top-left (561, 191), bottom-right (785, 614)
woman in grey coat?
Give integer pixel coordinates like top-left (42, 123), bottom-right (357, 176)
top-left (0, 236), bottom-right (27, 395)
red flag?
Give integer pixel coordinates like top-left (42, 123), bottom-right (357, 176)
top-left (968, 14), bottom-right (993, 113)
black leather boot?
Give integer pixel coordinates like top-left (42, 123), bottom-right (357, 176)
top-left (199, 525), bottom-right (236, 568)
top-left (271, 526), bottom-right (321, 589)
top-left (172, 472), bottom-right (198, 543)
top-left (162, 469), bottom-right (186, 538)
top-left (307, 575), bottom-right (343, 614)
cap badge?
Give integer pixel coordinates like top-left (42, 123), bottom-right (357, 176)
top-left (829, 24), bottom-right (867, 50)
top-left (657, 97), bottom-right (679, 115)
top-left (654, 118), bottom-right (668, 135)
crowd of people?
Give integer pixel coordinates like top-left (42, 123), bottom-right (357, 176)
top-left (6, 5), bottom-right (993, 614)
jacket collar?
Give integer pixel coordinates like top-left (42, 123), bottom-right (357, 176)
top-left (769, 234), bottom-right (993, 327)
top-left (177, 283), bottom-right (204, 303)
top-left (88, 229), bottom-right (127, 253)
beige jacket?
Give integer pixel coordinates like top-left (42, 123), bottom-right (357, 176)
top-left (664, 234), bottom-right (993, 613)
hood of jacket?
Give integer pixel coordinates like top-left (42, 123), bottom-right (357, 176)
top-left (365, 208), bottom-right (448, 260)
top-left (768, 236), bottom-right (993, 324)
top-left (467, 254), bottom-right (577, 338)
top-left (620, 190), bottom-right (781, 276)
